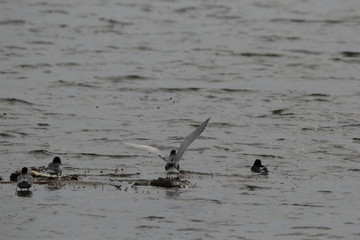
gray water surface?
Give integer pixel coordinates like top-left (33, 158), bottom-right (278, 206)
top-left (1, 0), bottom-right (360, 239)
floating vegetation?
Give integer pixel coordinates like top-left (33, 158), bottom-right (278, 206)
top-left (6, 166), bottom-right (193, 190)
top-left (131, 177), bottom-right (193, 188)
top-left (9, 168), bottom-right (81, 182)
top-left (150, 177), bottom-right (192, 188)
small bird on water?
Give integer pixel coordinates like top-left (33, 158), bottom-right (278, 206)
top-left (251, 159), bottom-right (268, 175)
top-left (17, 167), bottom-right (33, 191)
top-left (124, 117), bottom-right (211, 174)
top-left (47, 156), bottom-right (63, 177)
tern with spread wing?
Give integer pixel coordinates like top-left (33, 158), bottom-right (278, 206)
top-left (124, 117), bottom-right (210, 173)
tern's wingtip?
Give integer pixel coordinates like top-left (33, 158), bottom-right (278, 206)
top-left (205, 116), bottom-right (211, 123)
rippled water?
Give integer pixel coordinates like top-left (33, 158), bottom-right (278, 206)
top-left (1, 0), bottom-right (360, 239)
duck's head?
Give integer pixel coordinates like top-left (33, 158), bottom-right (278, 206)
top-left (21, 167), bottom-right (28, 174)
top-left (253, 159), bottom-right (263, 167)
top-left (53, 156), bottom-right (62, 165)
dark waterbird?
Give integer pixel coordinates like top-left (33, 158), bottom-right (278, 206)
top-left (251, 159), bottom-right (268, 175)
top-left (17, 167), bottom-right (33, 191)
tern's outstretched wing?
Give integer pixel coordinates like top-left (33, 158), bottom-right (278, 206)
top-left (176, 117), bottom-right (210, 161)
top-left (123, 142), bottom-right (167, 162)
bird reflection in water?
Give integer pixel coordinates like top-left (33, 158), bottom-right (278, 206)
top-left (16, 190), bottom-right (33, 198)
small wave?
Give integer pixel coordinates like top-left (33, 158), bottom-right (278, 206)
top-left (28, 149), bottom-right (54, 155)
top-left (186, 197), bottom-right (222, 204)
top-left (0, 98), bottom-right (34, 106)
top-left (340, 51), bottom-right (360, 58)
top-left (243, 202), bottom-right (268, 206)
top-left (241, 184), bottom-right (270, 191)
top-left (217, 88), bottom-right (256, 93)
top-left (27, 41), bottom-right (54, 45)
top-left (159, 87), bottom-right (201, 92)
top-left (176, 227), bottom-right (217, 233)
top-left (117, 87), bottom-right (203, 93)
top-left (308, 93), bottom-right (331, 97)
top-left (135, 46), bottom-right (154, 51)
top-left (0, 19), bottom-right (25, 25)
top-left (52, 80), bottom-right (98, 89)
top-left (271, 18), bottom-right (342, 24)
top-left (3, 45), bottom-right (26, 50)
top-left (99, 173), bottom-right (140, 177)
top-left (93, 29), bottom-right (123, 35)
top-left (77, 152), bottom-right (134, 159)
top-left (331, 51), bottom-right (360, 64)
top-left (217, 51), bottom-right (283, 58)
top-left (55, 62), bottom-right (81, 67)
top-left (142, 216), bottom-right (165, 220)
top-left (18, 63), bottom-right (52, 69)
top-left (240, 52), bottom-right (283, 58)
top-left (349, 169), bottom-right (360, 172)
top-left (271, 108), bottom-right (295, 116)
top-left (261, 35), bottom-right (301, 42)
top-left (282, 203), bottom-right (325, 208)
top-left (291, 226), bottom-right (331, 230)
top-left (0, 70), bottom-right (20, 75)
top-left (136, 225), bottom-right (160, 229)
top-left (207, 14), bottom-right (243, 20)
top-left (208, 122), bottom-right (237, 128)
top-left (98, 17), bottom-right (132, 27)
top-left (0, 133), bottom-right (16, 138)
top-left (332, 57), bottom-right (360, 64)
top-left (95, 75), bottom-right (148, 82)
top-left (174, 6), bottom-right (198, 14)
top-left (12, 131), bottom-right (30, 137)
top-left (254, 154), bottom-right (283, 159)
top-left (288, 49), bottom-right (323, 55)
top-left (340, 124), bottom-right (360, 128)
top-left (37, 123), bottom-right (50, 127)
top-left (0, 131), bottom-right (30, 138)
top-left (317, 190), bottom-right (333, 194)
top-left (180, 170), bottom-right (213, 176)
top-left (41, 9), bottom-right (69, 15)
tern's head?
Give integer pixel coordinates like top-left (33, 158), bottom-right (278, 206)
top-left (21, 167), bottom-right (29, 174)
top-left (53, 157), bottom-right (62, 165)
top-left (170, 150), bottom-right (176, 155)
top-left (253, 159), bottom-right (263, 167)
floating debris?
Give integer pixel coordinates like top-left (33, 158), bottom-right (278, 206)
top-left (9, 168), bottom-right (80, 182)
top-left (132, 177), bottom-right (193, 188)
top-left (7, 167), bottom-right (194, 190)
top-left (100, 173), bottom-right (140, 178)
top-left (150, 177), bottom-right (192, 188)
top-left (242, 184), bottom-right (270, 191)
top-left (132, 180), bottom-right (151, 187)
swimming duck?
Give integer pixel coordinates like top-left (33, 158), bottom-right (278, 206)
top-left (17, 167), bottom-right (33, 190)
top-left (251, 159), bottom-right (268, 175)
